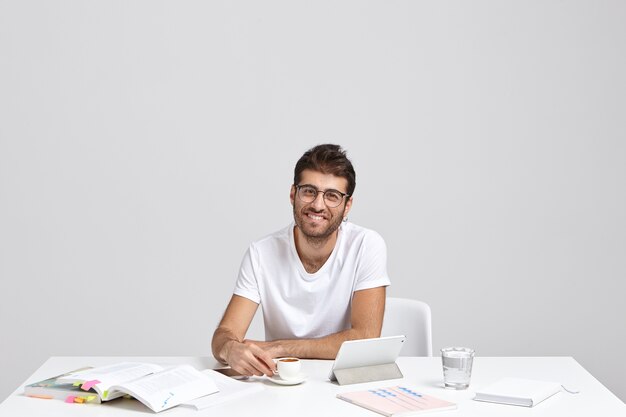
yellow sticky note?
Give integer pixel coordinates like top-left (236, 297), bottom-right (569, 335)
top-left (86, 396), bottom-right (97, 402)
top-left (103, 390), bottom-right (108, 399)
top-left (73, 382), bottom-right (82, 387)
top-left (74, 397), bottom-right (84, 403)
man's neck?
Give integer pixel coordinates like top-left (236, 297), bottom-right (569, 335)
top-left (293, 226), bottom-right (338, 274)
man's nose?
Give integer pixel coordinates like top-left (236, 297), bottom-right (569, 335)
top-left (311, 191), bottom-right (326, 209)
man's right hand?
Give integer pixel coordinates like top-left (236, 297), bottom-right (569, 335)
top-left (223, 339), bottom-right (276, 377)
top-left (212, 295), bottom-right (276, 376)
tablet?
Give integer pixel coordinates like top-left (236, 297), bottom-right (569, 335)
top-left (213, 367), bottom-right (250, 380)
top-left (328, 335), bottom-right (406, 381)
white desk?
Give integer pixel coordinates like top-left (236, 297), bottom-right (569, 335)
top-left (1, 356), bottom-right (624, 416)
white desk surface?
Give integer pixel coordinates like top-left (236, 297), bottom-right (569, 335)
top-left (1, 356), bottom-right (624, 416)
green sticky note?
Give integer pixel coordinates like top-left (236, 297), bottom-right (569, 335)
top-left (103, 390), bottom-right (108, 400)
top-left (73, 382), bottom-right (82, 387)
top-left (86, 395), bottom-right (97, 402)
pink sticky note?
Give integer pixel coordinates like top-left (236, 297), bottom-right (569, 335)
top-left (65, 396), bottom-right (76, 403)
top-left (81, 380), bottom-right (101, 391)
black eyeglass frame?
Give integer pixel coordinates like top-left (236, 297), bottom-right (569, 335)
top-left (294, 184), bottom-right (350, 208)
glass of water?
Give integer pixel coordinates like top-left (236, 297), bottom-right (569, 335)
top-left (441, 347), bottom-right (475, 389)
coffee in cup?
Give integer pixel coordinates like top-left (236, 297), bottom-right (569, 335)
top-left (276, 357), bottom-right (301, 380)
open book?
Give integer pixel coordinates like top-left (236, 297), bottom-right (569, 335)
top-left (55, 362), bottom-right (218, 412)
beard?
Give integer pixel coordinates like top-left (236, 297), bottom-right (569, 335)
top-left (293, 204), bottom-right (345, 245)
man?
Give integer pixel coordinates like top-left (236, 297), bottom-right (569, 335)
top-left (211, 144), bottom-right (390, 377)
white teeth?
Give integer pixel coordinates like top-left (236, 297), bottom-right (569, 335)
top-left (308, 214), bottom-right (324, 220)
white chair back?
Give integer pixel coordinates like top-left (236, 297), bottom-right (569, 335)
top-left (381, 297), bottom-right (432, 356)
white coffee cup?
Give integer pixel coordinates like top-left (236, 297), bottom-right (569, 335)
top-left (276, 357), bottom-right (301, 380)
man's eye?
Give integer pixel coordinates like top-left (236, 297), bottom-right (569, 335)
top-left (325, 192), bottom-right (341, 202)
top-left (302, 187), bottom-right (317, 196)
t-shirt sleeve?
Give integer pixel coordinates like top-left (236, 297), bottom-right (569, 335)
top-left (233, 245), bottom-right (261, 304)
top-left (354, 230), bottom-right (391, 291)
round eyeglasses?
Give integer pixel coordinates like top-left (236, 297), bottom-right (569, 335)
top-left (295, 184), bottom-right (349, 208)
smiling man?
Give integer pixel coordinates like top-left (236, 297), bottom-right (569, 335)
top-left (211, 144), bottom-right (390, 377)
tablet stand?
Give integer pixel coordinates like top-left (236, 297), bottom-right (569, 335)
top-left (333, 362), bottom-right (403, 385)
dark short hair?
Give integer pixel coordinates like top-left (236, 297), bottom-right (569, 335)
top-left (294, 144), bottom-right (356, 196)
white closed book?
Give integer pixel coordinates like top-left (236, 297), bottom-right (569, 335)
top-left (474, 378), bottom-right (561, 407)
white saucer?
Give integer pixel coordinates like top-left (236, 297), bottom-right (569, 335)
top-left (268, 373), bottom-right (307, 385)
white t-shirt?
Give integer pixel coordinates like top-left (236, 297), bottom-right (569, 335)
top-left (233, 221), bottom-right (390, 341)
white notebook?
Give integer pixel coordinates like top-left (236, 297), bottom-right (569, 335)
top-left (473, 378), bottom-right (561, 407)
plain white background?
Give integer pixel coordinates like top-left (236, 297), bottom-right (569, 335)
top-left (1, 0), bottom-right (624, 403)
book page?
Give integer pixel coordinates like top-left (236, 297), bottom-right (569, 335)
top-left (111, 365), bottom-right (219, 412)
top-left (56, 362), bottom-right (164, 399)
top-left (182, 370), bottom-right (264, 410)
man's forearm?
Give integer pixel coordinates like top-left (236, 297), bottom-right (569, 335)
top-left (256, 326), bottom-right (377, 360)
top-left (212, 327), bottom-right (241, 364)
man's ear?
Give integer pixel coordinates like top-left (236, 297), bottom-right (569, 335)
top-left (344, 196), bottom-right (353, 218)
top-left (290, 185), bottom-right (296, 206)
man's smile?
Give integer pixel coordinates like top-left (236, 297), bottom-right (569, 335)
top-left (304, 211), bottom-right (328, 222)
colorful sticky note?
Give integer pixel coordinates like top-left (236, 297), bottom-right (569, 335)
top-left (81, 380), bottom-right (101, 391)
top-left (74, 397), bottom-right (85, 403)
top-left (86, 395), bottom-right (97, 402)
top-left (65, 396), bottom-right (76, 403)
top-left (73, 382), bottom-right (82, 387)
top-left (103, 390), bottom-right (108, 400)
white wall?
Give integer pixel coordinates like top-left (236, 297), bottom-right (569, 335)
top-left (1, 0), bottom-right (625, 402)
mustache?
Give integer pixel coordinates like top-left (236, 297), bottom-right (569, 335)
top-left (303, 208), bottom-right (328, 216)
